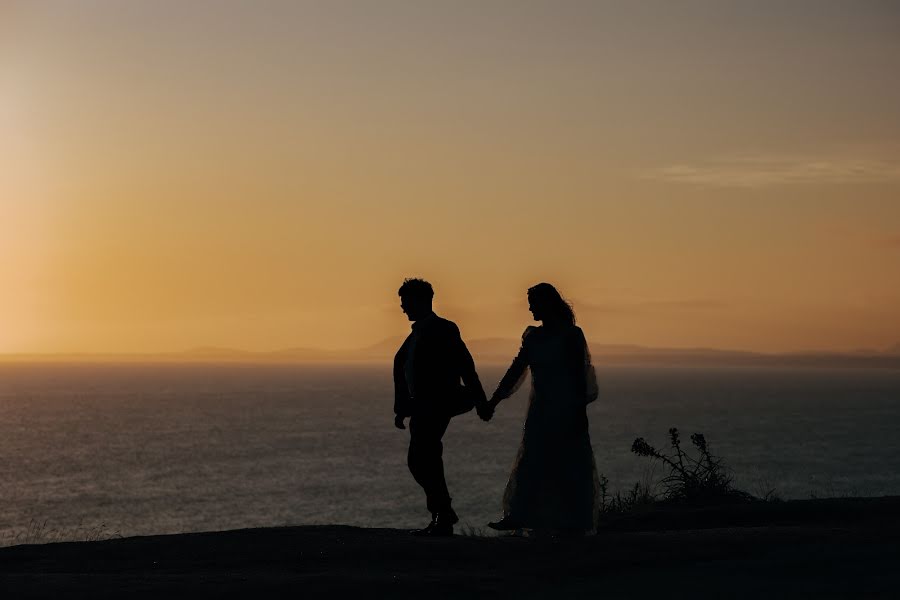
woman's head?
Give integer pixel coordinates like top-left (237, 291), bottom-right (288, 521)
top-left (527, 283), bottom-right (575, 325)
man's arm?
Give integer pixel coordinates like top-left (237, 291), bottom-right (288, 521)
top-left (450, 325), bottom-right (487, 409)
top-left (393, 338), bottom-right (412, 428)
top-left (459, 339), bottom-right (487, 405)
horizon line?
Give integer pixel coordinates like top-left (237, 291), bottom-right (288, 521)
top-left (1, 339), bottom-right (898, 359)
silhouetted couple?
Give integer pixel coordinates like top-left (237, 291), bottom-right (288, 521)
top-left (394, 278), bottom-right (599, 537)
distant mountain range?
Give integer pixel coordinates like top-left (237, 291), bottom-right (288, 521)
top-left (4, 338), bottom-right (900, 369)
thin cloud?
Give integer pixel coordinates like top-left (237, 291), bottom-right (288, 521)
top-left (577, 298), bottom-right (729, 315)
top-left (643, 299), bottom-right (729, 310)
top-left (643, 156), bottom-right (900, 188)
top-left (880, 235), bottom-right (900, 248)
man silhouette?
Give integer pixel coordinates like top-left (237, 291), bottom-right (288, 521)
top-left (394, 278), bottom-right (487, 536)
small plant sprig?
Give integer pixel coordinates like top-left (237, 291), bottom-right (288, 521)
top-left (598, 473), bottom-right (655, 515)
top-left (631, 428), bottom-right (754, 504)
top-left (8, 519), bottom-right (122, 547)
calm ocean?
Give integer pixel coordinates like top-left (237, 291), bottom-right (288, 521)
top-left (1, 363), bottom-right (899, 545)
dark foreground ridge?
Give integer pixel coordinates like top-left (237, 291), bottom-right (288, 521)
top-left (2, 497), bottom-right (899, 599)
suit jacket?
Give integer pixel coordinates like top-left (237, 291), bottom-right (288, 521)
top-left (393, 313), bottom-right (487, 418)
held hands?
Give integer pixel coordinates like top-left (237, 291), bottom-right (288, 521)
top-left (394, 415), bottom-right (407, 430)
top-left (476, 397), bottom-right (498, 422)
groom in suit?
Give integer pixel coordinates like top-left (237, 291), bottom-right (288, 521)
top-left (394, 278), bottom-right (488, 536)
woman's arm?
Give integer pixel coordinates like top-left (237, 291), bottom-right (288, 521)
top-left (569, 327), bottom-right (598, 404)
top-left (454, 327), bottom-right (487, 406)
top-left (569, 328), bottom-right (587, 402)
top-left (489, 328), bottom-right (532, 406)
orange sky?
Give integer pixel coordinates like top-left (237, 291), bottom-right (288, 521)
top-left (2, 1), bottom-right (900, 354)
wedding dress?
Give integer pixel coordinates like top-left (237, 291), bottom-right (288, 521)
top-left (493, 324), bottom-right (600, 531)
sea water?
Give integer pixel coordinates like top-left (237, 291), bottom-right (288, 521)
top-left (1, 363), bottom-right (899, 545)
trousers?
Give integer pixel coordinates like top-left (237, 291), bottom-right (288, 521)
top-left (407, 413), bottom-right (453, 514)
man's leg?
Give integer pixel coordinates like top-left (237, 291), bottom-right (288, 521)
top-left (407, 414), bottom-right (454, 522)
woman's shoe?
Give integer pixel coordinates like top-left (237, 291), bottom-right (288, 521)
top-left (487, 516), bottom-right (523, 531)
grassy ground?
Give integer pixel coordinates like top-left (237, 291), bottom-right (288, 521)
top-left (2, 496), bottom-right (899, 599)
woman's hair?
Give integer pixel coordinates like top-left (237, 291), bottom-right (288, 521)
top-left (527, 282), bottom-right (576, 325)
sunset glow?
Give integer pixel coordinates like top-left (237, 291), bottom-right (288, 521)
top-left (2, 1), bottom-right (900, 354)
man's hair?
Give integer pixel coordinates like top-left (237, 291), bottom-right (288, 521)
top-left (398, 278), bottom-right (434, 301)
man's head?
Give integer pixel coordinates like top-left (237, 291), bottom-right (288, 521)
top-left (398, 278), bottom-right (434, 322)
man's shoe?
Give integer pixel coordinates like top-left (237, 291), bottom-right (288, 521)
top-left (409, 514), bottom-right (437, 536)
top-left (410, 511), bottom-right (457, 537)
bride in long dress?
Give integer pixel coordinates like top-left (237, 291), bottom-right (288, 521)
top-left (482, 283), bottom-right (600, 533)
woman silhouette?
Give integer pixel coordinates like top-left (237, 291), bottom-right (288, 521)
top-left (484, 283), bottom-right (600, 534)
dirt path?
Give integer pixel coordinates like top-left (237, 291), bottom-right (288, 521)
top-left (2, 499), bottom-right (899, 598)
